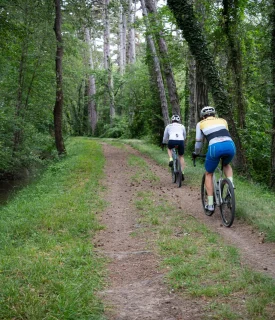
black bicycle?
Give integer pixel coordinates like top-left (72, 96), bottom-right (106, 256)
top-left (193, 154), bottom-right (235, 227)
top-left (171, 146), bottom-right (182, 188)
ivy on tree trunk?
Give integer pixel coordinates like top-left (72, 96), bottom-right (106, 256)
top-left (167, 0), bottom-right (246, 171)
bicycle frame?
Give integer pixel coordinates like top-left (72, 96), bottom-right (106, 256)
top-left (193, 154), bottom-right (235, 227)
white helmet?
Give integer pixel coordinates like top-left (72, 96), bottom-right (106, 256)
top-left (200, 106), bottom-right (216, 118)
top-left (171, 114), bottom-right (180, 122)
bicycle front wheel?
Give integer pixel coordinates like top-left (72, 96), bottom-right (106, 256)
top-left (220, 178), bottom-right (235, 227)
top-left (201, 173), bottom-right (214, 216)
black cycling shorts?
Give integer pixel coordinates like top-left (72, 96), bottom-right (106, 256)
top-left (168, 140), bottom-right (184, 156)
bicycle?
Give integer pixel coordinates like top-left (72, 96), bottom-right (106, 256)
top-left (193, 154), bottom-right (235, 227)
top-left (171, 146), bottom-right (182, 188)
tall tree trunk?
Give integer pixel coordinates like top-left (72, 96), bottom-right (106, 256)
top-left (222, 0), bottom-right (246, 129)
top-left (119, 4), bottom-right (126, 74)
top-left (271, 0), bottom-right (275, 188)
top-left (140, 0), bottom-right (169, 126)
top-left (188, 55), bottom-right (208, 131)
top-left (104, 0), bottom-right (115, 122)
top-left (127, 0), bottom-right (136, 64)
top-left (145, 0), bottom-right (181, 116)
top-left (167, 0), bottom-right (246, 171)
top-left (85, 28), bottom-right (97, 135)
top-left (53, 0), bottom-right (65, 155)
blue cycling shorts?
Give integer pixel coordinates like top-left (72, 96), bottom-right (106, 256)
top-left (205, 140), bottom-right (236, 173)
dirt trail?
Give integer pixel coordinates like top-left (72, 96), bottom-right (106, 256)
top-left (95, 144), bottom-right (275, 319)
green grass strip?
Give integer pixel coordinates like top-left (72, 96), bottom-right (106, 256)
top-left (0, 137), bottom-right (107, 320)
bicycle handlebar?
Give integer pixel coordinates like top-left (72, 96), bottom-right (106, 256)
top-left (192, 153), bottom-right (206, 167)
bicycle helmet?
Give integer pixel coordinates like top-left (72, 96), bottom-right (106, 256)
top-left (200, 106), bottom-right (216, 118)
top-left (171, 114), bottom-right (181, 122)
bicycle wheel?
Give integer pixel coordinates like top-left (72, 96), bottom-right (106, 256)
top-left (176, 159), bottom-right (182, 187)
top-left (220, 178), bottom-right (235, 227)
top-left (171, 166), bottom-right (176, 183)
top-left (201, 173), bottom-right (214, 216)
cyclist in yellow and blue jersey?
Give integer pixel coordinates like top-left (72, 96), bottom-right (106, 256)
top-left (192, 106), bottom-right (236, 212)
top-left (163, 114), bottom-right (186, 180)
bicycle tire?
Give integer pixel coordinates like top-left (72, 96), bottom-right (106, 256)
top-left (176, 158), bottom-right (182, 187)
top-left (220, 178), bottom-right (235, 227)
top-left (171, 165), bottom-right (176, 183)
top-left (201, 173), bottom-right (214, 216)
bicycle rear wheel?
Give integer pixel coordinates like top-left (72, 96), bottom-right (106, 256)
top-left (171, 166), bottom-right (176, 183)
top-left (201, 173), bottom-right (214, 216)
top-left (220, 178), bottom-right (235, 227)
top-left (176, 159), bottom-right (182, 187)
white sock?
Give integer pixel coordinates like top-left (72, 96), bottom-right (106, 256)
top-left (208, 196), bottom-right (214, 206)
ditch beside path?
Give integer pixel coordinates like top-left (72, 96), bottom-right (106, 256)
top-left (95, 143), bottom-right (275, 319)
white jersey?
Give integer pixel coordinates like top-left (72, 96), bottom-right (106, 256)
top-left (162, 123), bottom-right (186, 143)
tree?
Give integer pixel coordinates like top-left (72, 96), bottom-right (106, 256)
top-left (221, 0), bottom-right (246, 129)
top-left (271, 0), bottom-right (275, 188)
top-left (141, 0), bottom-right (169, 126)
top-left (145, 0), bottom-right (181, 117)
top-left (85, 28), bottom-right (97, 135)
top-left (167, 0), bottom-right (246, 171)
top-left (54, 0), bottom-right (66, 155)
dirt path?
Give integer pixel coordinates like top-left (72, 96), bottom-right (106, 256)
top-left (95, 144), bottom-right (275, 319)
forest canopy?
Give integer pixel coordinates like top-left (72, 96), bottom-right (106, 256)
top-left (0, 0), bottom-right (274, 188)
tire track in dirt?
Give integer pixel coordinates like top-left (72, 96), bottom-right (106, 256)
top-left (95, 143), bottom-right (275, 319)
top-left (95, 144), bottom-right (206, 320)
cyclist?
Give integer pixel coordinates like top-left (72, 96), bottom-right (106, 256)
top-left (162, 114), bottom-right (186, 180)
top-left (192, 106), bottom-right (236, 212)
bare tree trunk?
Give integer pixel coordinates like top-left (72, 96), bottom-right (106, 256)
top-left (53, 0), bottom-right (65, 155)
top-left (145, 0), bottom-right (180, 116)
top-left (127, 0), bottom-right (136, 64)
top-left (119, 4), bottom-right (126, 74)
top-left (188, 55), bottom-right (197, 131)
top-left (85, 28), bottom-right (97, 135)
top-left (140, 0), bottom-right (169, 126)
top-left (104, 0), bottom-right (115, 122)
top-left (188, 56), bottom-right (208, 130)
top-left (103, 0), bottom-right (110, 70)
top-left (271, 0), bottom-right (275, 188)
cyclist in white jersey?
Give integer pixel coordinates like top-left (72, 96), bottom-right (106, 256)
top-left (162, 114), bottom-right (187, 180)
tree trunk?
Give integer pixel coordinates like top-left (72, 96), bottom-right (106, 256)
top-left (85, 28), bottom-right (97, 135)
top-left (127, 0), bottom-right (136, 64)
top-left (222, 0), bottom-right (246, 129)
top-left (145, 0), bottom-right (181, 116)
top-left (140, 0), bottom-right (169, 126)
top-left (103, 0), bottom-right (115, 122)
top-left (167, 0), bottom-right (246, 171)
top-left (119, 4), bottom-right (126, 74)
top-left (53, 0), bottom-right (66, 155)
top-left (271, 0), bottom-right (275, 188)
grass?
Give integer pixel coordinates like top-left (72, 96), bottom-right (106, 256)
top-left (125, 141), bottom-right (275, 319)
top-left (0, 137), bottom-right (107, 320)
top-left (119, 138), bottom-right (275, 242)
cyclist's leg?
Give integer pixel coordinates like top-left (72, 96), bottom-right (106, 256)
top-left (221, 141), bottom-right (236, 186)
top-left (177, 141), bottom-right (185, 174)
top-left (205, 144), bottom-right (219, 209)
top-left (167, 141), bottom-right (174, 166)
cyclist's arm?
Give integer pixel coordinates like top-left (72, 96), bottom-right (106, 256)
top-left (182, 125), bottom-right (187, 141)
top-left (194, 122), bottom-right (203, 154)
top-left (162, 126), bottom-right (169, 144)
